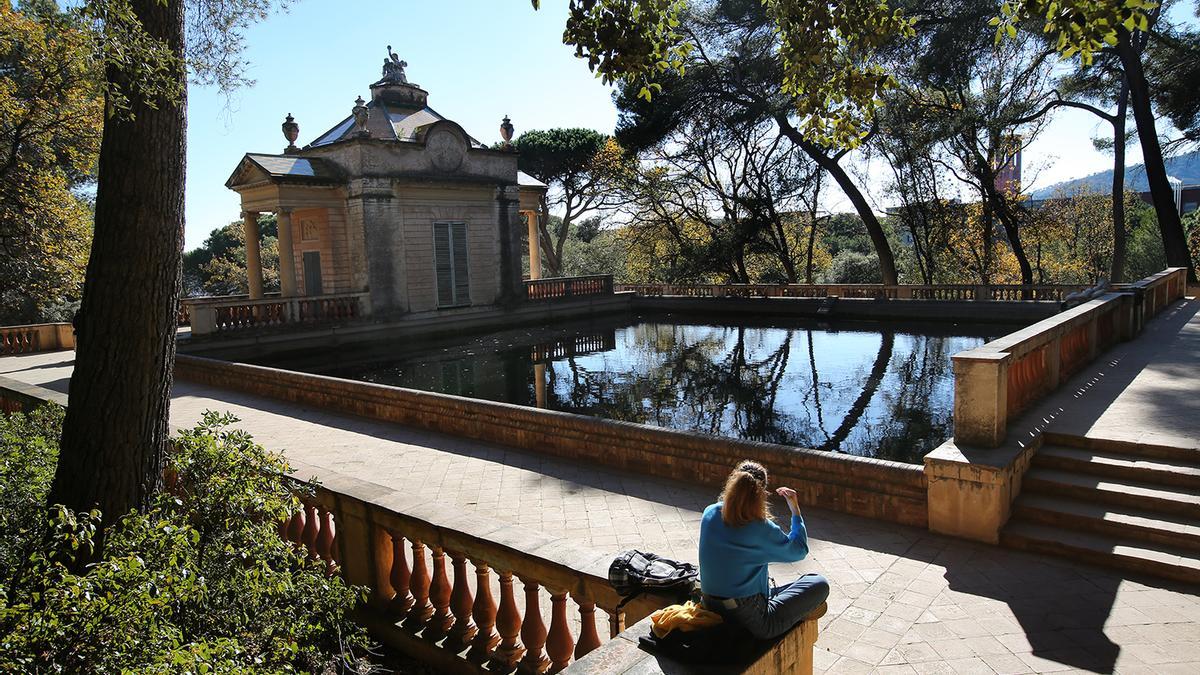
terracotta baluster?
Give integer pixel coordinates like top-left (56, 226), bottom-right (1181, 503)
top-left (405, 540), bottom-right (434, 629)
top-left (370, 525), bottom-right (395, 609)
top-left (302, 502), bottom-right (319, 559)
top-left (447, 552), bottom-right (478, 649)
top-left (519, 578), bottom-right (550, 673)
top-left (468, 560), bottom-right (500, 662)
top-left (389, 534), bottom-right (413, 615)
top-left (426, 546), bottom-right (453, 639)
top-left (573, 596), bottom-right (601, 660)
top-left (546, 589), bottom-right (575, 673)
top-left (286, 507), bottom-right (305, 547)
top-left (317, 507), bottom-right (337, 575)
top-left (492, 570), bottom-right (525, 668)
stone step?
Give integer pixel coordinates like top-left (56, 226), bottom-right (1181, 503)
top-left (1042, 431), bottom-right (1200, 465)
top-left (1011, 493), bottom-right (1200, 552)
top-left (1000, 521), bottom-right (1200, 586)
top-left (1022, 468), bottom-right (1200, 519)
top-left (1033, 445), bottom-right (1200, 490)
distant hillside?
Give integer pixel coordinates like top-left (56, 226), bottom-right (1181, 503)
top-left (1030, 150), bottom-right (1200, 199)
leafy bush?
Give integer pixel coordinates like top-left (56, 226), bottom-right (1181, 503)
top-left (0, 408), bottom-right (370, 673)
top-left (826, 250), bottom-right (883, 283)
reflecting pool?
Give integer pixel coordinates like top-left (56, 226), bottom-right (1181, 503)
top-left (257, 315), bottom-right (1014, 464)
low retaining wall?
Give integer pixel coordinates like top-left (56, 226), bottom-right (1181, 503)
top-left (0, 376), bottom-right (68, 413)
top-left (175, 355), bottom-right (929, 527)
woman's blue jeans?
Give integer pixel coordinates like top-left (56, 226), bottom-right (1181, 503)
top-left (704, 573), bottom-right (830, 640)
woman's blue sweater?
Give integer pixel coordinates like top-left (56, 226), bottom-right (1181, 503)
top-left (698, 502), bottom-right (809, 599)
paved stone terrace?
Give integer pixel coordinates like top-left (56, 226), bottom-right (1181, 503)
top-left (3, 302), bottom-right (1199, 674)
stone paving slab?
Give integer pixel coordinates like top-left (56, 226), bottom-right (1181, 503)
top-left (3, 310), bottom-right (1200, 673)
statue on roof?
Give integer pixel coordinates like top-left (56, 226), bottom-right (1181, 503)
top-left (381, 45), bottom-right (408, 84)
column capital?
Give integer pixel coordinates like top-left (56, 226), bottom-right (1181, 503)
top-left (242, 210), bottom-right (260, 220)
top-left (277, 206), bottom-right (294, 216)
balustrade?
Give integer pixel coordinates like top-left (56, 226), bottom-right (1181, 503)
top-left (615, 282), bottom-right (1088, 301)
top-left (525, 275), bottom-right (614, 301)
top-left (0, 323), bottom-right (74, 356)
top-left (953, 268), bottom-right (1187, 448)
top-left (184, 292), bottom-right (371, 336)
top-left (269, 475), bottom-right (677, 675)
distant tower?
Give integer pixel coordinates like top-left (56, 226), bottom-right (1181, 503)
top-left (994, 135), bottom-right (1022, 195)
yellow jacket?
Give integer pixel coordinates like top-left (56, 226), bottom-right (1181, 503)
top-left (650, 601), bottom-right (724, 638)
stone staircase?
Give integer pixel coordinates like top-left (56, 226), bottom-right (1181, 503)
top-left (1001, 436), bottom-right (1200, 584)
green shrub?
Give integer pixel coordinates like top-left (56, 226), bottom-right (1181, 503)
top-left (0, 408), bottom-right (370, 674)
top-left (826, 250), bottom-right (883, 283)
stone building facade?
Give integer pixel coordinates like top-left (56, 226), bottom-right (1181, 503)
top-left (224, 52), bottom-right (546, 316)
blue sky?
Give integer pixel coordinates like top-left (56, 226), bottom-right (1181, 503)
top-left (183, 0), bottom-right (1181, 250)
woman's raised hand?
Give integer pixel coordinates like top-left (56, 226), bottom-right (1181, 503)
top-left (775, 486), bottom-right (801, 516)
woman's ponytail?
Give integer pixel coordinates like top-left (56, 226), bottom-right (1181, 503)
top-left (719, 460), bottom-right (771, 527)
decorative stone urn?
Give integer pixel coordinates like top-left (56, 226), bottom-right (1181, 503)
top-left (282, 114), bottom-right (300, 154)
top-left (500, 115), bottom-right (514, 148)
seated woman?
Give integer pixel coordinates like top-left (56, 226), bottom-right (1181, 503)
top-left (698, 460), bottom-right (829, 640)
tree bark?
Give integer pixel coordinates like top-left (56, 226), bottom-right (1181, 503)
top-left (49, 0), bottom-right (186, 520)
top-left (1116, 27), bottom-right (1193, 281)
top-left (1110, 84), bottom-right (1129, 283)
top-left (804, 218), bottom-right (817, 284)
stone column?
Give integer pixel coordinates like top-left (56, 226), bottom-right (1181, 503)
top-left (349, 178), bottom-right (402, 313)
top-left (524, 210), bottom-right (541, 280)
top-left (242, 211), bottom-right (264, 299)
top-left (496, 185), bottom-right (524, 306)
top-left (534, 363), bottom-right (547, 408)
top-left (277, 208), bottom-right (299, 297)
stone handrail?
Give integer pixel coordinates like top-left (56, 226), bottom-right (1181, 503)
top-left (0, 323), bottom-right (75, 357)
top-left (616, 283), bottom-right (1087, 301)
top-left (275, 466), bottom-right (675, 674)
top-left (951, 268), bottom-right (1187, 447)
top-left (174, 355), bottom-right (928, 526)
top-left (526, 275), bottom-right (614, 301)
top-left (1127, 267), bottom-right (1188, 329)
top-left (185, 292), bottom-right (372, 336)
top-left (567, 604), bottom-right (827, 674)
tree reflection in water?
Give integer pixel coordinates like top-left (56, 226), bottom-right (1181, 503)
top-left (303, 317), bottom-right (1005, 464)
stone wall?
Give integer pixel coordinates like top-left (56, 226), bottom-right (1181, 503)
top-left (174, 354), bottom-right (929, 527)
top-left (395, 183), bottom-right (503, 313)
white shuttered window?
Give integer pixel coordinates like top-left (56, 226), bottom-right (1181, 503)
top-left (434, 221), bottom-right (470, 307)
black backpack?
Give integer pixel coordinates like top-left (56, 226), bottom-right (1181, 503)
top-left (608, 550), bottom-right (698, 610)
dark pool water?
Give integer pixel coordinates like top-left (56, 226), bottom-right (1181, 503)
top-left (257, 315), bottom-right (1012, 464)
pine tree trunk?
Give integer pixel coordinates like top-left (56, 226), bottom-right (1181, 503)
top-left (1116, 28), bottom-right (1194, 281)
top-left (49, 0), bottom-right (186, 520)
top-left (814, 156), bottom-right (898, 285)
top-left (1110, 85), bottom-right (1129, 283)
top-left (775, 117), bottom-right (899, 285)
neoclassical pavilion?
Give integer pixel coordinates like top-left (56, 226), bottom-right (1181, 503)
top-left (225, 50), bottom-right (548, 316)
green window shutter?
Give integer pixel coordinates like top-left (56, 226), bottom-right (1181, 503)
top-left (434, 221), bottom-right (470, 307)
top-left (434, 222), bottom-right (453, 307)
top-left (451, 221), bottom-right (470, 305)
